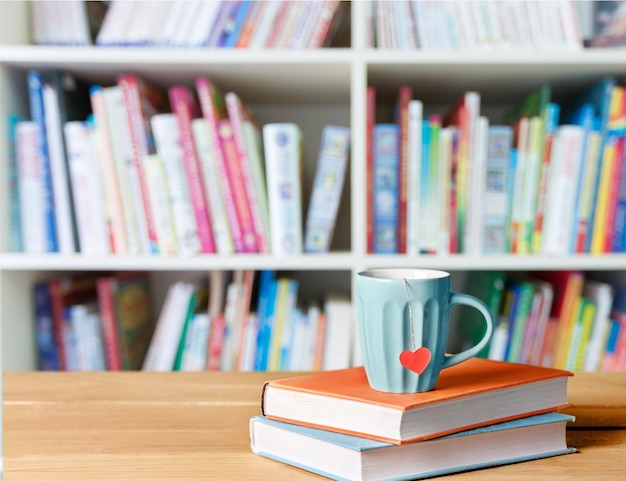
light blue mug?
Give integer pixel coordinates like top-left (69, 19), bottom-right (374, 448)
top-left (356, 268), bottom-right (494, 393)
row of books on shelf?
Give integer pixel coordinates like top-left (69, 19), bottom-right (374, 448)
top-left (368, 0), bottom-right (626, 51)
top-left (34, 270), bottom-right (355, 372)
top-left (463, 270), bottom-right (626, 373)
top-left (370, 0), bottom-right (583, 51)
top-left (10, 69), bottom-right (350, 256)
top-left (30, 0), bottom-right (349, 49)
top-left (250, 357), bottom-right (575, 480)
top-left (368, 76), bottom-right (626, 255)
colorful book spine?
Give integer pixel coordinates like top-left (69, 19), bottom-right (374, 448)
top-left (254, 270), bottom-right (278, 372)
top-left (143, 154), bottom-right (178, 255)
top-left (16, 121), bottom-right (48, 253)
top-left (366, 86), bottom-right (376, 254)
top-left (89, 85), bottom-right (128, 254)
top-left (195, 77), bottom-right (246, 253)
top-left (27, 70), bottom-right (58, 252)
top-left (218, 118), bottom-right (259, 252)
top-left (483, 126), bottom-right (513, 254)
top-left (117, 74), bottom-right (161, 253)
top-left (303, 125), bottom-right (351, 253)
top-left (406, 99), bottom-right (423, 255)
top-left (33, 281), bottom-right (59, 370)
top-left (532, 103), bottom-right (560, 253)
top-left (373, 124), bottom-right (400, 254)
top-left (168, 85), bottom-right (216, 254)
top-left (150, 113), bottom-right (202, 257)
top-left (263, 123), bottom-right (304, 256)
top-left (96, 276), bottom-right (122, 370)
top-left (8, 115), bottom-right (23, 252)
top-left (191, 118), bottom-right (234, 255)
top-left (225, 91), bottom-right (267, 252)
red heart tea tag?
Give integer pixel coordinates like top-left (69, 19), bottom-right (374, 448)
top-left (399, 347), bottom-right (431, 375)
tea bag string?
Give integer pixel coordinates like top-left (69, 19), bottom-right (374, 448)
top-left (403, 278), bottom-right (416, 350)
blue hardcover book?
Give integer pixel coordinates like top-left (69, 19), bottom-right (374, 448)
top-left (373, 124), bottom-right (400, 254)
top-left (34, 281), bottom-right (59, 371)
top-left (254, 270), bottom-right (277, 371)
top-left (250, 412), bottom-right (576, 481)
top-left (27, 70), bottom-right (59, 252)
top-left (615, 146), bottom-right (626, 252)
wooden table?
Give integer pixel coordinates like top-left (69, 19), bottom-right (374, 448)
top-left (3, 371), bottom-right (626, 480)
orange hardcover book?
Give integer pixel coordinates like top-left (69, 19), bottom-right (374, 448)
top-left (261, 358), bottom-right (571, 445)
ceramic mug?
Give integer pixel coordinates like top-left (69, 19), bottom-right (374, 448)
top-left (356, 268), bottom-right (494, 393)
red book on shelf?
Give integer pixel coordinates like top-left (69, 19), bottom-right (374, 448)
top-left (117, 74), bottom-right (166, 254)
top-left (395, 85), bottom-right (412, 254)
top-left (49, 275), bottom-right (99, 371)
top-left (168, 85), bottom-right (216, 254)
top-left (261, 358), bottom-right (572, 445)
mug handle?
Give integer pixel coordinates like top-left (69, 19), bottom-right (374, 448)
top-left (440, 292), bottom-right (495, 370)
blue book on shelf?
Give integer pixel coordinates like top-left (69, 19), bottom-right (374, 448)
top-left (250, 412), bottom-right (575, 481)
top-left (223, 0), bottom-right (251, 48)
top-left (373, 124), bottom-right (400, 254)
top-left (33, 281), bottom-right (59, 371)
top-left (27, 70), bottom-right (59, 252)
top-left (254, 270), bottom-right (277, 371)
top-left (8, 114), bottom-right (23, 252)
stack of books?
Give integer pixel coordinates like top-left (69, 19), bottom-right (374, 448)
top-left (250, 358), bottom-right (576, 480)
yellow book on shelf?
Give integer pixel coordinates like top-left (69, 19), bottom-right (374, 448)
top-left (590, 140), bottom-right (617, 253)
top-left (267, 278), bottom-right (290, 371)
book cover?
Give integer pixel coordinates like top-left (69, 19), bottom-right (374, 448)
top-left (218, 118), bottom-right (259, 252)
top-left (582, 279), bottom-right (614, 371)
top-left (168, 85), bottom-right (217, 254)
top-left (483, 126), bottom-right (513, 253)
top-left (27, 70), bottom-right (58, 252)
top-left (143, 154), bottom-right (178, 255)
top-left (261, 358), bottom-right (572, 444)
top-left (43, 72), bottom-right (91, 254)
top-left (250, 412), bottom-right (575, 481)
top-left (373, 123), bottom-right (399, 254)
top-left (89, 84), bottom-right (128, 254)
top-left (225, 91), bottom-right (267, 252)
top-left (117, 73), bottom-right (167, 253)
top-left (191, 117), bottom-right (234, 255)
top-left (406, 99), bottom-right (423, 255)
top-left (532, 271), bottom-right (585, 369)
top-left (395, 85), bottom-right (413, 254)
top-left (33, 280), bottom-right (59, 370)
top-left (63, 120), bottom-right (110, 255)
top-left (195, 77), bottom-right (247, 253)
top-left (101, 85), bottom-right (145, 255)
top-left (150, 113), bottom-right (202, 257)
top-left (303, 125), bottom-right (351, 253)
top-left (16, 121), bottom-right (48, 253)
top-left (263, 123), bottom-right (304, 256)
top-left (97, 272), bottom-right (153, 371)
top-left (48, 275), bottom-right (100, 371)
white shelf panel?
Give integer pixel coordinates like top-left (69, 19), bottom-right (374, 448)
top-left (0, 46), bottom-right (353, 104)
top-left (0, 252), bottom-right (356, 272)
top-left (361, 254), bottom-right (626, 272)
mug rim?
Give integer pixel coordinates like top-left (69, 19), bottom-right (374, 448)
top-left (358, 268), bottom-right (450, 280)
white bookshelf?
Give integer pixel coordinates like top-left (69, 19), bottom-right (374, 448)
top-left (1, 1), bottom-right (626, 370)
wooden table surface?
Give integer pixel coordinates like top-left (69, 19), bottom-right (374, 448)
top-left (3, 371), bottom-right (626, 480)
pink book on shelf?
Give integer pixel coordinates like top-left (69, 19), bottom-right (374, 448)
top-left (225, 91), bottom-right (268, 252)
top-left (217, 118), bottom-right (259, 252)
top-left (206, 313), bottom-right (226, 371)
top-left (263, 1), bottom-right (292, 48)
top-left (117, 74), bottom-right (165, 253)
top-left (168, 85), bottom-right (216, 254)
top-left (195, 77), bottom-right (246, 253)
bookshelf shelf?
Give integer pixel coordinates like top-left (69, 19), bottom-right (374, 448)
top-left (2, 0), bottom-right (626, 372)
